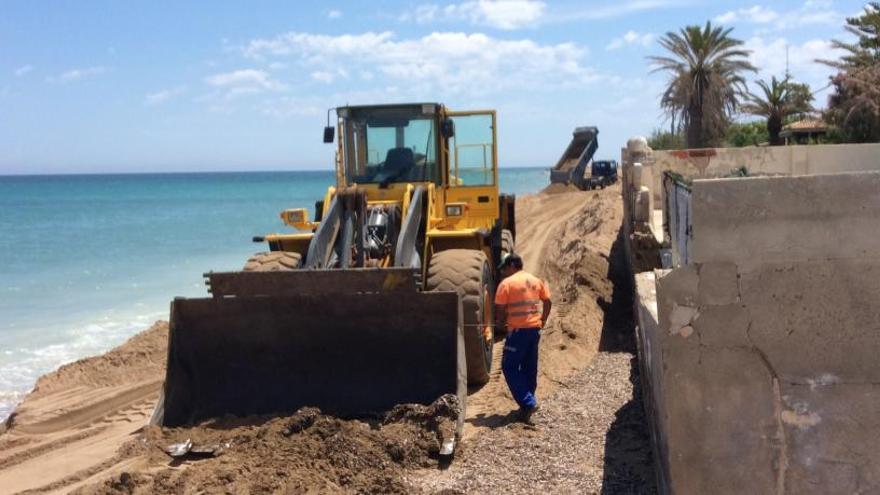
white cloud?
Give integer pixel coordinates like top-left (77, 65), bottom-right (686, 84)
top-left (402, 0), bottom-right (546, 30)
top-left (556, 0), bottom-right (689, 21)
top-left (261, 96), bottom-right (325, 119)
top-left (327, 9), bottom-right (342, 19)
top-left (606, 31), bottom-right (654, 50)
top-left (715, 2), bottom-right (842, 31)
top-left (714, 5), bottom-right (779, 24)
top-left (310, 68), bottom-right (349, 83)
top-left (145, 86), bottom-right (186, 105)
top-left (744, 36), bottom-right (844, 105)
top-left (407, 4), bottom-right (440, 23)
top-left (243, 31), bottom-right (599, 95)
top-left (14, 65), bottom-right (33, 77)
top-left (50, 66), bottom-right (107, 83)
top-left (204, 69), bottom-right (286, 92)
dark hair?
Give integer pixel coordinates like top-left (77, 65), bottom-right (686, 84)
top-left (502, 252), bottom-right (523, 269)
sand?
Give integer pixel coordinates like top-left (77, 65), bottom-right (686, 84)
top-left (0, 185), bottom-right (625, 494)
top-left (0, 323), bottom-right (167, 494)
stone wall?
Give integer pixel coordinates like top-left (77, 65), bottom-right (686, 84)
top-left (634, 172), bottom-right (880, 494)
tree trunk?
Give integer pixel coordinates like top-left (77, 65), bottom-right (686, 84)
top-left (687, 103), bottom-right (703, 148)
top-left (767, 115), bottom-right (783, 146)
top-left (687, 78), bottom-right (706, 149)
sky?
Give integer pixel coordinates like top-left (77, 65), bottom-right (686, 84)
top-left (0, 0), bottom-right (870, 174)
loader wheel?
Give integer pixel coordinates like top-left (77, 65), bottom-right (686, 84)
top-left (243, 251), bottom-right (302, 271)
top-left (501, 229), bottom-right (514, 257)
top-left (426, 249), bottom-right (493, 386)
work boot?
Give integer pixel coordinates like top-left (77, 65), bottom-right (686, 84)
top-left (519, 404), bottom-right (540, 425)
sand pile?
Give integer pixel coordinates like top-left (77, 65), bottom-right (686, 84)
top-left (0, 323), bottom-right (168, 493)
top-left (541, 182), bottom-right (581, 194)
top-left (4, 321), bottom-right (167, 433)
top-left (73, 395), bottom-right (460, 495)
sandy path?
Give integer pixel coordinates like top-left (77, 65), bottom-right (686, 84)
top-left (463, 186), bottom-right (622, 439)
top-left (411, 203), bottom-right (657, 493)
top-left (0, 185), bottom-right (626, 494)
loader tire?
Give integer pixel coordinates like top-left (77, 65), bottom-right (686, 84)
top-left (242, 251), bottom-right (302, 271)
top-left (501, 229), bottom-right (514, 256)
top-left (426, 249), bottom-right (493, 386)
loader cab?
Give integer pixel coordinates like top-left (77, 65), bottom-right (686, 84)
top-left (336, 104), bottom-right (442, 186)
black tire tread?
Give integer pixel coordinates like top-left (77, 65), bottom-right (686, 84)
top-left (242, 251), bottom-right (302, 272)
top-left (501, 229), bottom-right (514, 256)
top-left (426, 249), bottom-right (492, 385)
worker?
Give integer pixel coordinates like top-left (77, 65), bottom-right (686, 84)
top-left (494, 252), bottom-right (552, 424)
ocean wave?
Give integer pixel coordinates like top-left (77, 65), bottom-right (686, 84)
top-left (0, 310), bottom-right (165, 423)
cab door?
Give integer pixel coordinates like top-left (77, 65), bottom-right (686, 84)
top-left (444, 110), bottom-right (498, 228)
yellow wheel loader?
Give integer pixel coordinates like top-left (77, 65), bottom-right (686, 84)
top-left (160, 103), bottom-right (516, 433)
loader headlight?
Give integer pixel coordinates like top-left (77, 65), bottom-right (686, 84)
top-left (280, 208), bottom-right (310, 229)
top-left (445, 204), bottom-right (464, 217)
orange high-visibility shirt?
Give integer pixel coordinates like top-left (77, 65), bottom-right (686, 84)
top-left (495, 270), bottom-right (551, 329)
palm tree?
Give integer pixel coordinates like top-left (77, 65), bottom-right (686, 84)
top-left (742, 76), bottom-right (814, 145)
top-left (818, 2), bottom-right (880, 142)
top-left (649, 22), bottom-right (756, 148)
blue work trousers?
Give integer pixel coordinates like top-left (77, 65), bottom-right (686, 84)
top-left (502, 328), bottom-right (541, 409)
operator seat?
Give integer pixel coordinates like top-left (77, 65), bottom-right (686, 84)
top-left (383, 147), bottom-right (415, 181)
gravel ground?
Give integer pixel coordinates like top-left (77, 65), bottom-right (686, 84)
top-left (410, 230), bottom-right (657, 494)
top-left (408, 351), bottom-right (657, 494)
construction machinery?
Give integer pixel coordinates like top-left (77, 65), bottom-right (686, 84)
top-left (584, 159), bottom-right (618, 190)
top-left (549, 126), bottom-right (599, 189)
top-left (159, 103), bottom-right (516, 431)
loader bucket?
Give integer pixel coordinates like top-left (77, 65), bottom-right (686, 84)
top-left (160, 268), bottom-right (466, 429)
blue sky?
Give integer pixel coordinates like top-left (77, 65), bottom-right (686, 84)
top-left (0, 0), bottom-right (868, 174)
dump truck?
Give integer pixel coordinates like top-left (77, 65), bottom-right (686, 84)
top-left (158, 103), bottom-right (516, 437)
top-left (549, 126), bottom-right (599, 189)
top-left (584, 159), bottom-right (618, 190)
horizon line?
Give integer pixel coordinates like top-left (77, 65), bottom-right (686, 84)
top-left (0, 165), bottom-right (549, 178)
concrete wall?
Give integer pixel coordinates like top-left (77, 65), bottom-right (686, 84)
top-left (631, 171), bottom-right (880, 494)
top-left (691, 172), bottom-right (880, 268)
top-left (650, 143), bottom-right (880, 203)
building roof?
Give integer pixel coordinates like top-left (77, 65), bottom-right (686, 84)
top-left (782, 118), bottom-right (828, 132)
top-left (780, 118), bottom-right (828, 139)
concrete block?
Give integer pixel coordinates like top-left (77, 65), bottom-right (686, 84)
top-left (692, 304), bottom-right (750, 348)
top-left (691, 172), bottom-right (880, 266)
top-left (780, 383), bottom-right (880, 494)
top-left (634, 186), bottom-right (651, 223)
top-left (656, 265), bottom-right (699, 334)
top-left (740, 259), bottom-right (880, 383)
top-left (698, 261), bottom-right (740, 305)
top-left (633, 162), bottom-right (644, 190)
top-left (661, 345), bottom-right (779, 495)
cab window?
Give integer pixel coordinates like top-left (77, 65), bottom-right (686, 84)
top-left (343, 107), bottom-right (439, 185)
top-left (448, 113), bottom-right (495, 186)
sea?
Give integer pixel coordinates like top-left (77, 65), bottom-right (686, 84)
top-left (0, 167), bottom-right (549, 421)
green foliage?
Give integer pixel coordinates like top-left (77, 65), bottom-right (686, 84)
top-left (723, 166), bottom-right (750, 178)
top-left (647, 129), bottom-right (686, 150)
top-left (649, 22), bottom-right (756, 148)
top-left (821, 3), bottom-right (880, 142)
top-left (664, 170), bottom-right (692, 186)
top-left (724, 121), bottom-right (769, 147)
top-left (742, 76), bottom-right (814, 145)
